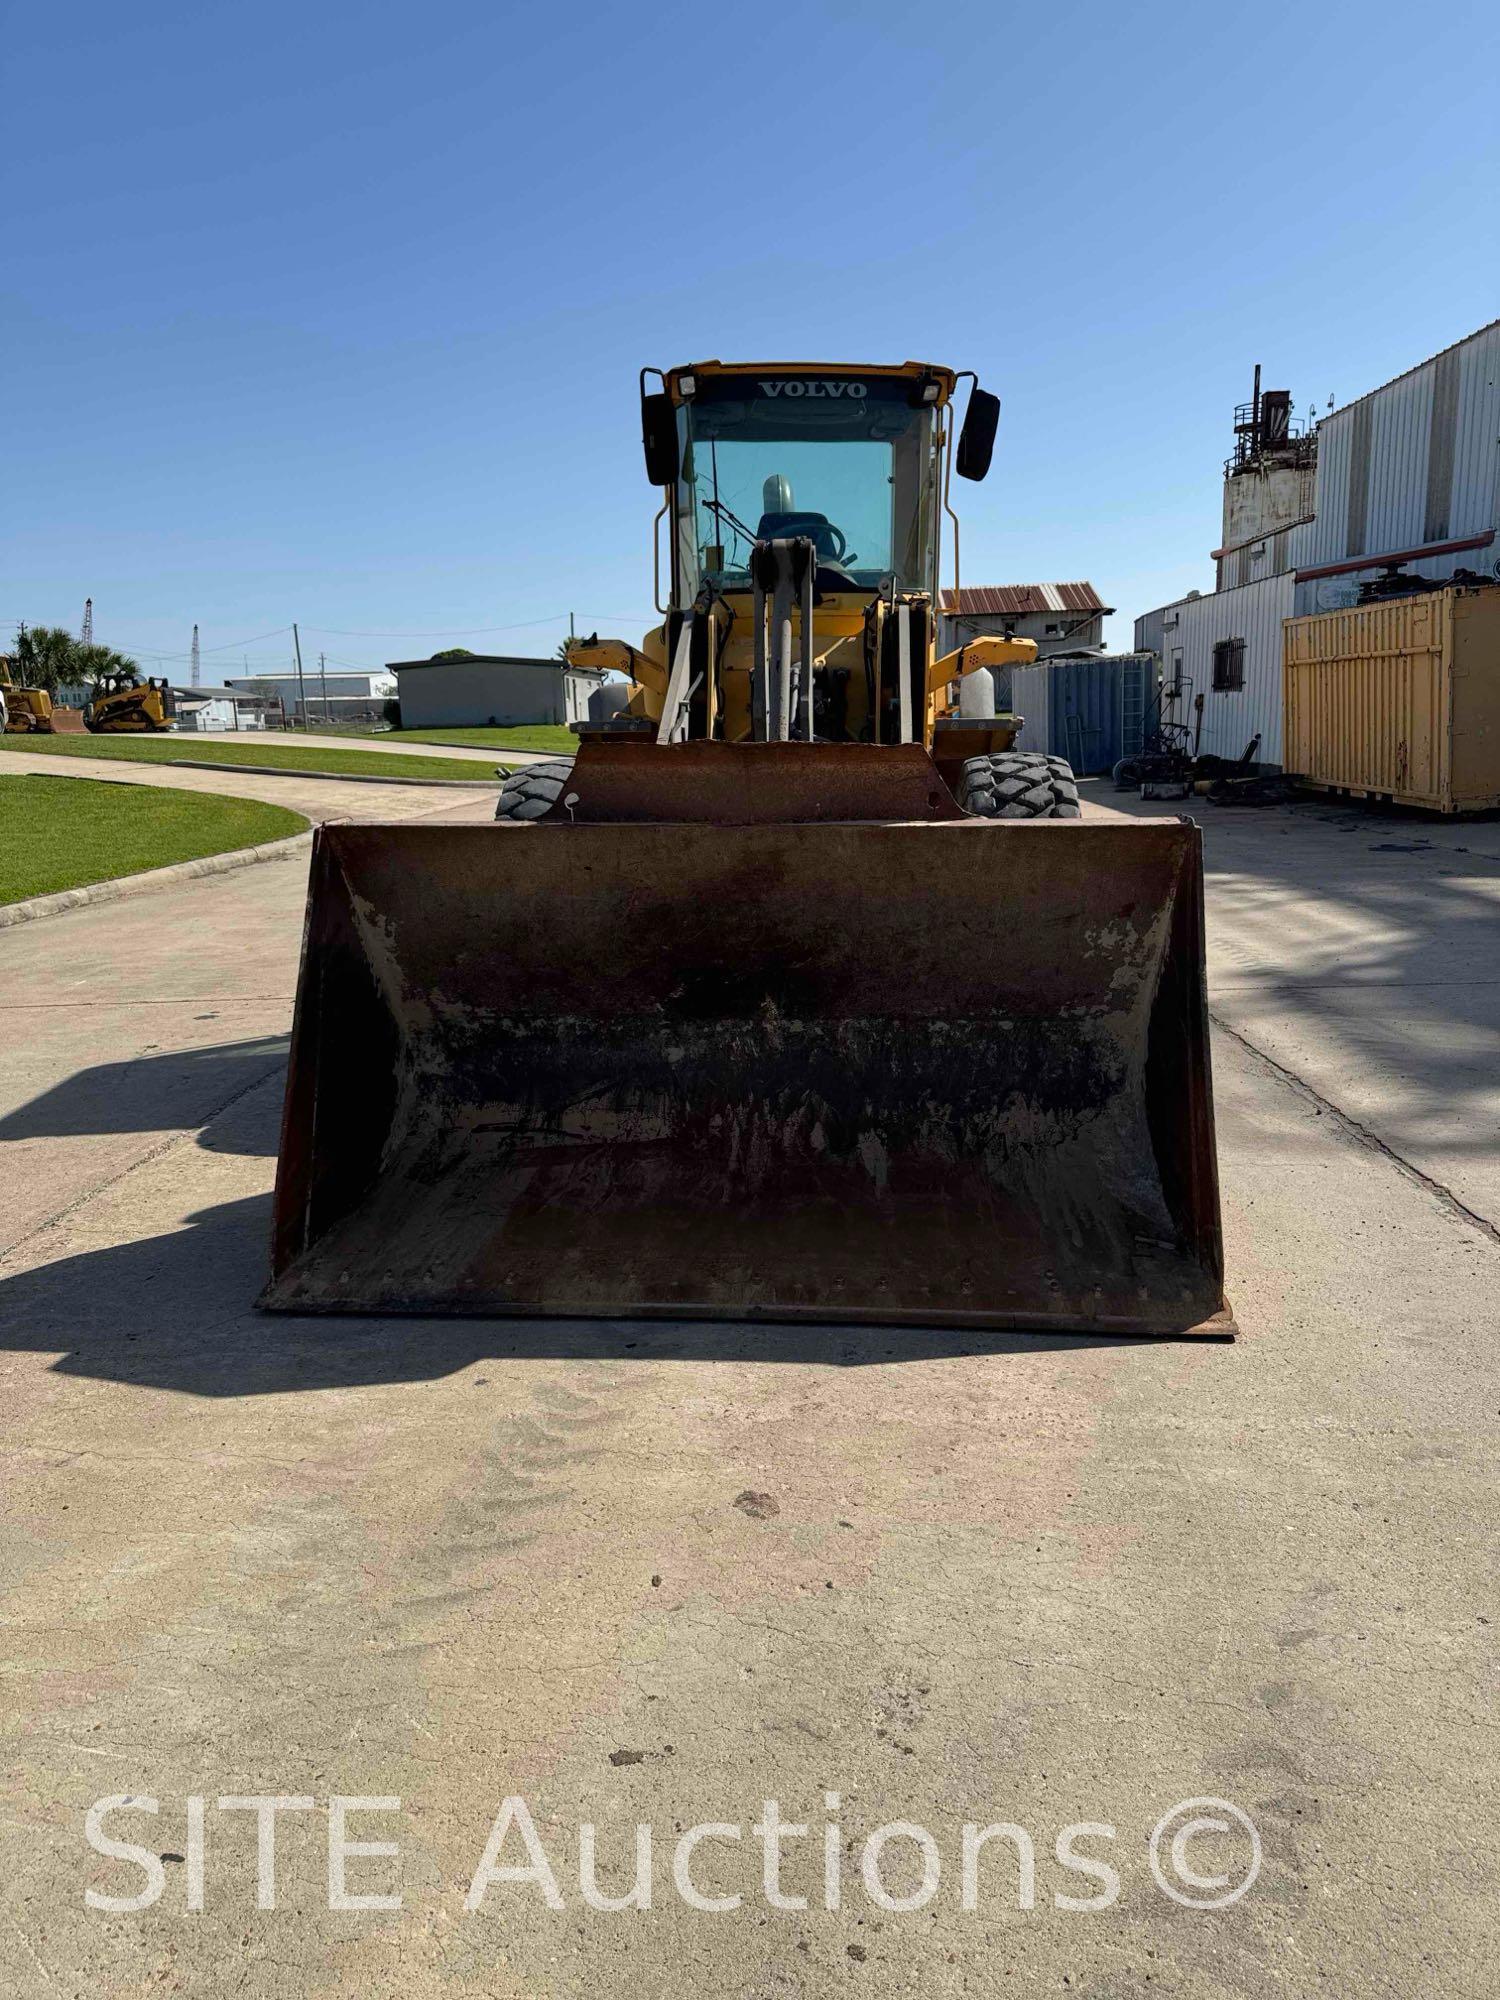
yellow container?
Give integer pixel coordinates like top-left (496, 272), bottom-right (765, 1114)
top-left (1283, 585), bottom-right (1500, 813)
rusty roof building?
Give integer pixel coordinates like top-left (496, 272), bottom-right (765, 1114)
top-left (938, 583), bottom-right (1113, 666)
top-left (941, 583), bottom-right (1112, 618)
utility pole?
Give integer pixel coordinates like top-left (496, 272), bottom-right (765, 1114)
top-left (292, 623), bottom-right (307, 731)
top-left (319, 651), bottom-right (331, 728)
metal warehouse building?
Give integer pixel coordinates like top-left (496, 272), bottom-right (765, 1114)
top-left (389, 654), bottom-right (606, 729)
top-left (1136, 575), bottom-right (1295, 764)
top-left (1292, 318), bottom-right (1500, 613)
top-left (1134, 321), bottom-right (1500, 769)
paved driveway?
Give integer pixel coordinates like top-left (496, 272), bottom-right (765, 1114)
top-left (0, 792), bottom-right (1494, 1997)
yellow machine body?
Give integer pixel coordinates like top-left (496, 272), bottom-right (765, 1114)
top-left (0, 661), bottom-right (87, 733)
top-left (85, 674), bottom-right (177, 732)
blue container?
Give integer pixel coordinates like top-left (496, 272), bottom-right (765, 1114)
top-left (1009, 654), bottom-right (1153, 775)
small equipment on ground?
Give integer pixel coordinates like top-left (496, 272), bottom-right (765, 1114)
top-left (0, 659), bottom-right (87, 733)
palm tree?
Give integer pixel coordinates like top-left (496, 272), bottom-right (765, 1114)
top-left (12, 625), bottom-right (77, 694)
top-left (73, 643), bottom-right (141, 691)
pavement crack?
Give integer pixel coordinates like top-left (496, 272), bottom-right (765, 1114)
top-left (1210, 1010), bottom-right (1500, 1248)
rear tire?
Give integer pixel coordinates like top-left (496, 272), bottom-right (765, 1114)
top-left (494, 757), bottom-right (575, 822)
top-left (957, 751), bottom-right (1081, 819)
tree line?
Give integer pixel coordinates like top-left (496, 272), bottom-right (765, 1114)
top-left (10, 626), bottom-right (140, 694)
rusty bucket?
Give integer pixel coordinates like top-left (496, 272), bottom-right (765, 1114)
top-left (263, 812), bottom-right (1230, 1335)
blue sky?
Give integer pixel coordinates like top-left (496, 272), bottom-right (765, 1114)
top-left (5, 1), bottom-right (1496, 672)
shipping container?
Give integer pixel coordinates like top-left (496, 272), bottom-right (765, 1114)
top-left (1283, 585), bottom-right (1500, 813)
top-left (1010, 654), bottom-right (1153, 774)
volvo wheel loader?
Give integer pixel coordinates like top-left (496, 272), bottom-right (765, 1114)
top-left (264, 360), bottom-right (1231, 1336)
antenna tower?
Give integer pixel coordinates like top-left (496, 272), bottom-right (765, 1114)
top-left (190, 624), bottom-right (201, 687)
top-left (81, 598), bottom-right (93, 646)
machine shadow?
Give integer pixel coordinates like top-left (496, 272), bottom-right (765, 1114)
top-left (0, 1188), bottom-right (1175, 1398)
top-left (0, 1036), bottom-right (289, 1157)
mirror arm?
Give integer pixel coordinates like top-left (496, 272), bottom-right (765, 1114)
top-left (652, 499), bottom-right (669, 614)
top-left (943, 381), bottom-right (967, 610)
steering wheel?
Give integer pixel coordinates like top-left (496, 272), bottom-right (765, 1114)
top-left (822, 520), bottom-right (848, 561)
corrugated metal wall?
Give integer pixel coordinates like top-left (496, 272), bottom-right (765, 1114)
top-left (1134, 606), bottom-right (1165, 660)
top-left (397, 658), bottom-right (574, 728)
top-left (1135, 323), bottom-right (1499, 758)
top-left (1010, 661), bottom-right (1050, 752)
top-left (1155, 574), bottom-right (1293, 765)
top-left (1285, 593), bottom-right (1451, 805)
top-left (1299, 321), bottom-right (1500, 570)
top-left (1284, 588), bottom-right (1500, 811)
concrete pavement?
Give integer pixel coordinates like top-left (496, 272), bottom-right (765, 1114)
top-left (1103, 785), bottom-right (1500, 1227)
top-left (0, 791), bottom-right (1495, 1997)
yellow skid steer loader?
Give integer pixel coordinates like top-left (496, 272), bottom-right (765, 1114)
top-left (85, 672), bottom-right (177, 732)
top-left (264, 360), bottom-right (1231, 1336)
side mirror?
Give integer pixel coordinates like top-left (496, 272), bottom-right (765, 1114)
top-left (956, 387), bottom-right (1000, 481)
top-left (641, 391), bottom-right (679, 487)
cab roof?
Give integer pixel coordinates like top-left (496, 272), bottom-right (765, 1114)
top-left (665, 360), bottom-right (958, 407)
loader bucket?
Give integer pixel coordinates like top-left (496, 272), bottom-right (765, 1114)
top-left (263, 816), bottom-right (1231, 1336)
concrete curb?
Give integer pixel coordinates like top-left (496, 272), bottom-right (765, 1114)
top-left (165, 760), bottom-right (496, 789)
top-left (0, 829), bottom-right (315, 930)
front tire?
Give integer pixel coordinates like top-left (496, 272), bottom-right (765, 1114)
top-left (957, 751), bottom-right (1081, 819)
top-left (494, 757), bottom-right (575, 822)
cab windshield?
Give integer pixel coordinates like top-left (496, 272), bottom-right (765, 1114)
top-left (676, 375), bottom-right (940, 597)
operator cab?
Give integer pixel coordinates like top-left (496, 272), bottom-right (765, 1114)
top-left (662, 365), bottom-right (954, 606)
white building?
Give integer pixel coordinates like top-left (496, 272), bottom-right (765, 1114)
top-left (1135, 577), bottom-right (1294, 764)
top-left (225, 668), bottom-right (396, 726)
top-left (390, 654), bottom-right (605, 729)
top-left (172, 685), bottom-right (270, 732)
top-left (1134, 321), bottom-right (1500, 767)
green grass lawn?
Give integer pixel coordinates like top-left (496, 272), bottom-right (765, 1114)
top-left (0, 774), bottom-right (307, 904)
top-left (350, 723), bottom-right (577, 754)
top-left (0, 732), bottom-right (484, 781)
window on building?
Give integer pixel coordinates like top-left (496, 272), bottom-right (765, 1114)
top-left (1212, 638), bottom-right (1246, 691)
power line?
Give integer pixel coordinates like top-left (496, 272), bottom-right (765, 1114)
top-left (202, 625), bottom-right (293, 653)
